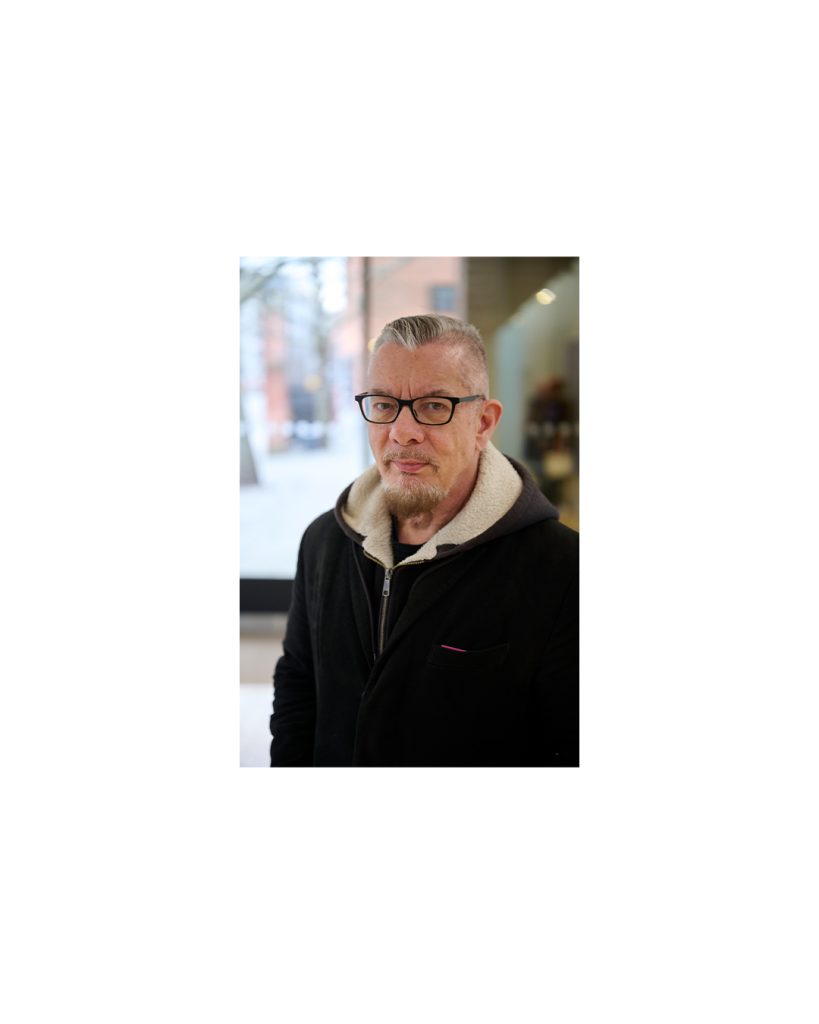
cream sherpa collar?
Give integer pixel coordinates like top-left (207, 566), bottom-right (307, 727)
top-left (339, 442), bottom-right (523, 568)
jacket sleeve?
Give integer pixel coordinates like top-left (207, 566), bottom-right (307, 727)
top-left (270, 535), bottom-right (317, 766)
top-left (528, 575), bottom-right (579, 767)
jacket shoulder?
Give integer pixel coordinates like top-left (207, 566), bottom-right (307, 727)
top-left (298, 508), bottom-right (346, 566)
top-left (302, 507), bottom-right (338, 541)
top-left (542, 517), bottom-right (579, 550)
top-left (514, 517), bottom-right (578, 575)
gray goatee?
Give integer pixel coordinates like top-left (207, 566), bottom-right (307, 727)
top-left (381, 478), bottom-right (447, 518)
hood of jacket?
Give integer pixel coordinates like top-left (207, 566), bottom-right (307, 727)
top-left (334, 441), bottom-right (559, 568)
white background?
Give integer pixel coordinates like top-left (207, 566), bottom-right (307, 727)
top-left (2, 1), bottom-right (817, 1021)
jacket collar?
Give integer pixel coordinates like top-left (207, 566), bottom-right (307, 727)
top-left (336, 442), bottom-right (529, 568)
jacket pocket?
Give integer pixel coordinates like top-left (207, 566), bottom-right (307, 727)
top-left (426, 642), bottom-right (510, 672)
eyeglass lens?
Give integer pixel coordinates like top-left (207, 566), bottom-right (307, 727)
top-left (362, 396), bottom-right (454, 424)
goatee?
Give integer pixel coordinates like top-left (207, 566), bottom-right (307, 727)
top-left (381, 478), bottom-right (447, 518)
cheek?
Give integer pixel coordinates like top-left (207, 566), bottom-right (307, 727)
top-left (439, 435), bottom-right (474, 477)
top-left (368, 427), bottom-right (391, 464)
top-left (432, 441), bottom-right (458, 474)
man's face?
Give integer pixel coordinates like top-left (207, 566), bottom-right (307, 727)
top-left (365, 340), bottom-right (499, 519)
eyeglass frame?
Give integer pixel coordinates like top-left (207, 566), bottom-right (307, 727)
top-left (354, 392), bottom-right (485, 425)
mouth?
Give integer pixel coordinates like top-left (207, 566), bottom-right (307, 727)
top-left (392, 460), bottom-right (428, 474)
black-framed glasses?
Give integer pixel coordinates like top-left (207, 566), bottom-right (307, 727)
top-left (354, 393), bottom-right (485, 426)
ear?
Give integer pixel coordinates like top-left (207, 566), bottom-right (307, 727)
top-left (475, 399), bottom-right (503, 451)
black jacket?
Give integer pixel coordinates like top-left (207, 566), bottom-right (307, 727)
top-left (270, 444), bottom-right (578, 766)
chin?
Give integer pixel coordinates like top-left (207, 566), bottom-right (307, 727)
top-left (381, 478), bottom-right (447, 518)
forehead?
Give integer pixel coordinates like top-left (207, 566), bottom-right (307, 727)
top-left (367, 341), bottom-right (469, 393)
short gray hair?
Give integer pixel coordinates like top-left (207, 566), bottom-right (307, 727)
top-left (372, 314), bottom-right (489, 393)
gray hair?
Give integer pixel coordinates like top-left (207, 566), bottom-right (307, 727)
top-left (372, 314), bottom-right (489, 393)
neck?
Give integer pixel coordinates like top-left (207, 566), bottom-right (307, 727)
top-left (394, 463), bottom-right (480, 544)
top-left (395, 511), bottom-right (442, 545)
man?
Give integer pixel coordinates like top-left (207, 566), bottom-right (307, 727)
top-left (270, 314), bottom-right (578, 766)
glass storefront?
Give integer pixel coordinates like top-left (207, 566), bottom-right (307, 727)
top-left (240, 257), bottom-right (467, 580)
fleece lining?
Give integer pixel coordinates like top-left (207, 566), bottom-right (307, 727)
top-left (338, 442), bottom-right (526, 568)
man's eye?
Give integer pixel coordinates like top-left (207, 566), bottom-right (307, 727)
top-left (373, 401), bottom-right (396, 412)
top-left (419, 401), bottom-right (447, 412)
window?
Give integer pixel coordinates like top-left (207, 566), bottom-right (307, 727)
top-left (240, 257), bottom-right (466, 610)
top-left (430, 284), bottom-right (456, 312)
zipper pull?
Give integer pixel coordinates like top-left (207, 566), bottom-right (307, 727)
top-left (382, 568), bottom-right (393, 597)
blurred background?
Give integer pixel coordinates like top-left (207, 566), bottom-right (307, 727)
top-left (240, 256), bottom-right (579, 765)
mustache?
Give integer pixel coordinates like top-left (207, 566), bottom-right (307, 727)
top-left (383, 448), bottom-right (437, 467)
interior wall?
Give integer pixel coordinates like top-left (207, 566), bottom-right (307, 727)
top-left (471, 260), bottom-right (579, 458)
top-left (477, 259), bottom-right (580, 530)
top-left (465, 256), bottom-right (577, 389)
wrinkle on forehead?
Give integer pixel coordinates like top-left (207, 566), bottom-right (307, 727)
top-left (366, 385), bottom-right (461, 398)
top-left (367, 343), bottom-right (476, 396)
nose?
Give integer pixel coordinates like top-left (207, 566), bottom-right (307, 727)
top-left (388, 404), bottom-right (425, 446)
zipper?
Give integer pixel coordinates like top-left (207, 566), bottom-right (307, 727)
top-left (377, 567), bottom-right (393, 657)
top-left (351, 545), bottom-right (469, 763)
top-left (358, 549), bottom-right (440, 662)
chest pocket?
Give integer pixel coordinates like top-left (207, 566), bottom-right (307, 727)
top-left (426, 642), bottom-right (510, 672)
